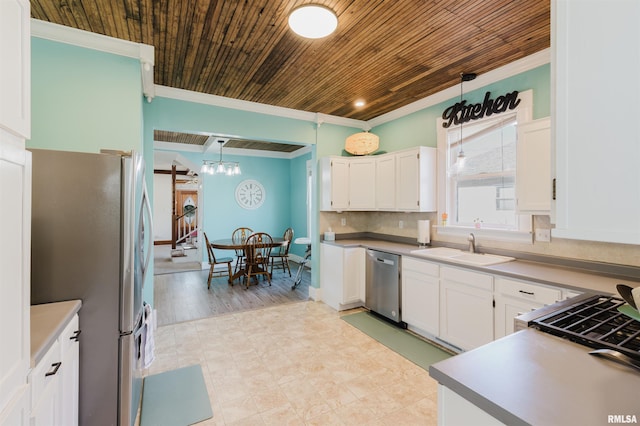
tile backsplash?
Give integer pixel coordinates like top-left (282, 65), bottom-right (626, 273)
top-left (320, 211), bottom-right (640, 267)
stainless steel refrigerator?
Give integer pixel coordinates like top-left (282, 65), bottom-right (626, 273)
top-left (29, 149), bottom-right (152, 426)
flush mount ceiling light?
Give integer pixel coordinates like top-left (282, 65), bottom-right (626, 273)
top-left (354, 99), bottom-right (366, 108)
top-left (288, 4), bottom-right (338, 39)
top-left (201, 140), bottom-right (241, 176)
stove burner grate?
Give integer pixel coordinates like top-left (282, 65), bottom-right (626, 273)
top-left (532, 295), bottom-right (640, 361)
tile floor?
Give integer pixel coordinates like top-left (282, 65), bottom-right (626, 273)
top-left (146, 301), bottom-right (439, 425)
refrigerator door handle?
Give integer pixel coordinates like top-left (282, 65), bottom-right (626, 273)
top-left (141, 179), bottom-right (153, 287)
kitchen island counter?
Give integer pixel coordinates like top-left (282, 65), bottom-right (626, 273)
top-left (31, 299), bottom-right (81, 366)
top-left (322, 238), bottom-right (640, 296)
top-left (429, 328), bottom-right (640, 425)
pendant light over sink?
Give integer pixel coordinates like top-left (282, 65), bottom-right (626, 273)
top-left (288, 4), bottom-right (338, 39)
top-left (456, 72), bottom-right (477, 171)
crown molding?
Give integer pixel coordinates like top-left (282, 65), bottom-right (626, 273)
top-left (154, 85), bottom-right (367, 130)
top-left (367, 48), bottom-right (551, 128)
top-left (31, 19), bottom-right (152, 61)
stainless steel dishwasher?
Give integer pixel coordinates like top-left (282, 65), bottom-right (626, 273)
top-left (365, 249), bottom-right (404, 326)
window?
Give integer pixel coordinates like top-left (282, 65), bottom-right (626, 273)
top-left (437, 90), bottom-right (533, 234)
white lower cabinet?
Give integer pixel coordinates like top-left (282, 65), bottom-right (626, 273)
top-left (30, 314), bottom-right (79, 426)
top-left (402, 257), bottom-right (439, 337)
top-left (439, 266), bottom-right (494, 351)
top-left (60, 314), bottom-right (80, 426)
top-left (0, 389), bottom-right (29, 426)
top-left (320, 243), bottom-right (365, 311)
top-left (494, 278), bottom-right (562, 339)
top-left (31, 340), bottom-right (61, 426)
top-left (438, 385), bottom-right (505, 426)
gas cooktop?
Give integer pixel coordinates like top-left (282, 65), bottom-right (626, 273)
top-left (531, 294), bottom-right (640, 363)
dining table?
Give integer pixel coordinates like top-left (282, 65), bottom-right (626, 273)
top-left (209, 237), bottom-right (287, 283)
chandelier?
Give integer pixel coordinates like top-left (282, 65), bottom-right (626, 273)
top-left (201, 140), bottom-right (241, 176)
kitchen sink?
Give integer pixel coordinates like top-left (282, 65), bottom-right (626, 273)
top-left (410, 247), bottom-right (464, 258)
top-left (410, 247), bottom-right (515, 266)
top-left (446, 252), bottom-right (515, 266)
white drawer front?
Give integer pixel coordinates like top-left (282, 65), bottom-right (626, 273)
top-left (403, 256), bottom-right (439, 276)
top-left (441, 266), bottom-right (493, 291)
top-left (31, 339), bottom-right (61, 410)
top-left (496, 278), bottom-right (562, 305)
top-left (60, 314), bottom-right (80, 358)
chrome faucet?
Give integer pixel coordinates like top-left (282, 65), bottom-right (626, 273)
top-left (468, 233), bottom-right (476, 253)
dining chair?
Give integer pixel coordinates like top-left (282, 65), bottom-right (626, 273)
top-left (231, 227), bottom-right (253, 274)
top-left (203, 232), bottom-right (234, 289)
top-left (270, 227), bottom-right (293, 277)
top-left (243, 232), bottom-right (273, 288)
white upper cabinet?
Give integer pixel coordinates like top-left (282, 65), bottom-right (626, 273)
top-left (375, 154), bottom-right (396, 209)
top-left (395, 147), bottom-right (436, 212)
top-left (0, 0), bottom-right (30, 139)
top-left (348, 157), bottom-right (376, 210)
top-left (516, 117), bottom-right (551, 213)
top-left (552, 0), bottom-right (640, 244)
top-left (320, 157), bottom-right (349, 211)
top-left (320, 146), bottom-right (437, 212)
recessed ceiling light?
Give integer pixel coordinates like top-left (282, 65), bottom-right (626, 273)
top-left (354, 100), bottom-right (366, 108)
top-left (288, 5), bottom-right (338, 39)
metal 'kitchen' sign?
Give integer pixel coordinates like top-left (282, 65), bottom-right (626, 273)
top-left (441, 90), bottom-right (521, 128)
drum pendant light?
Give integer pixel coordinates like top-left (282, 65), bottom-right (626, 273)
top-left (288, 5), bottom-right (337, 39)
top-left (345, 131), bottom-right (379, 156)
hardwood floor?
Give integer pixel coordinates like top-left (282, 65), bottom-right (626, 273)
top-left (153, 262), bottom-right (311, 326)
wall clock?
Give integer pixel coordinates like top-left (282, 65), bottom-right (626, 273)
top-left (235, 179), bottom-right (265, 209)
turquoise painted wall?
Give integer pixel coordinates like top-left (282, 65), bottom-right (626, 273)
top-left (154, 150), bottom-right (311, 266)
top-left (29, 38), bottom-right (143, 153)
top-left (372, 64), bottom-right (551, 150)
top-left (144, 98), bottom-right (359, 291)
top-left (28, 37), bottom-right (153, 301)
top-left (143, 97), bottom-right (319, 145)
top-left (29, 34), bottom-right (551, 300)
top-left (288, 152), bottom-right (312, 258)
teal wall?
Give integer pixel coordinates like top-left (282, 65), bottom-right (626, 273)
top-left (162, 149), bottom-right (312, 261)
top-left (29, 38), bottom-right (143, 153)
top-left (143, 98), bottom-right (361, 293)
top-left (28, 37), bottom-right (154, 301)
top-left (288, 153), bottom-right (311, 258)
top-left (372, 64), bottom-right (551, 150)
top-left (143, 97), bottom-right (319, 145)
top-left (29, 34), bottom-right (551, 302)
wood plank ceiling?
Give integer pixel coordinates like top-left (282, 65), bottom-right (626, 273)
top-left (31, 0), bottom-right (550, 122)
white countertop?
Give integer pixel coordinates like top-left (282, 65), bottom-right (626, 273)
top-left (31, 299), bottom-right (82, 366)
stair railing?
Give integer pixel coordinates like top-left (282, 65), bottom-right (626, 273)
top-left (173, 206), bottom-right (199, 247)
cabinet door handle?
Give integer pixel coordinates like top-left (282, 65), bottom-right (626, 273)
top-left (519, 290), bottom-right (535, 296)
top-left (45, 362), bottom-right (62, 377)
top-left (70, 330), bottom-right (81, 341)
